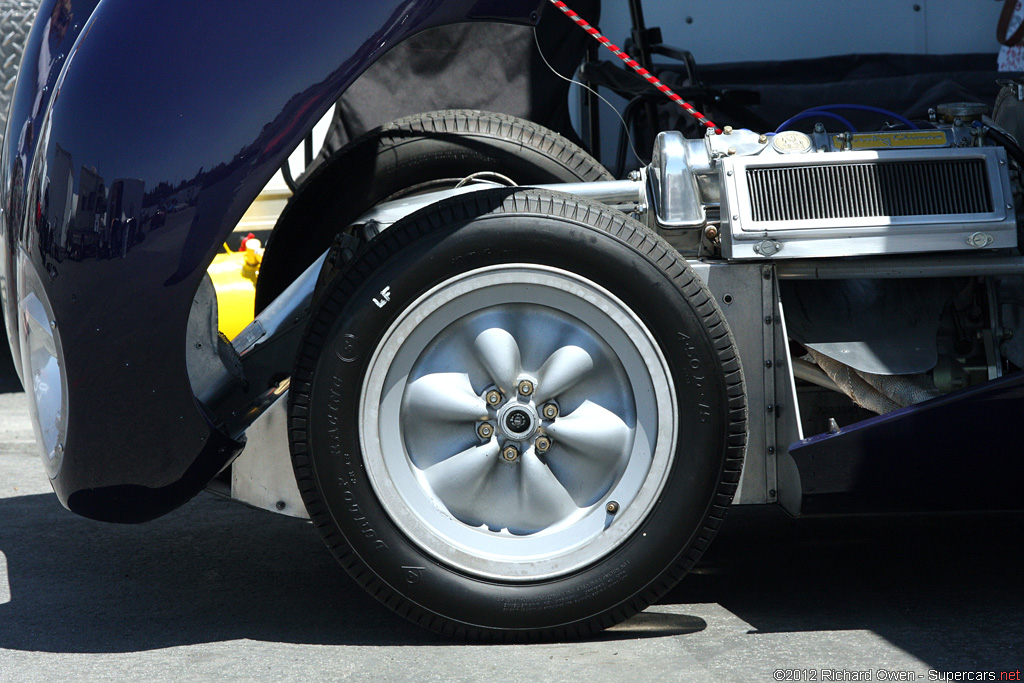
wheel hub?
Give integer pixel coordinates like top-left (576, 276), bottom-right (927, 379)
top-left (496, 401), bottom-right (538, 441)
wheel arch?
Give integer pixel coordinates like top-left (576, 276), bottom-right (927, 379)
top-left (0, 0), bottom-right (545, 522)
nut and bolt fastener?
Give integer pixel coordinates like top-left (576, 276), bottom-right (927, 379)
top-left (478, 422), bottom-right (494, 439)
top-left (517, 379), bottom-right (535, 396)
top-left (485, 390), bottom-right (502, 406)
top-left (627, 169), bottom-right (642, 181)
top-left (606, 501), bottom-right (620, 514)
top-left (535, 436), bottom-right (552, 453)
top-left (542, 403), bottom-right (559, 420)
top-left (502, 445), bottom-right (520, 462)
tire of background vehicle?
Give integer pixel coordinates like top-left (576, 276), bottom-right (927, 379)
top-left (0, 1), bottom-right (39, 143)
top-left (254, 109), bottom-right (614, 313)
top-left (288, 188), bottom-right (746, 641)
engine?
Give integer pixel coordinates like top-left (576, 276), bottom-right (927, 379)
top-left (644, 101), bottom-right (1024, 421)
top-left (647, 102), bottom-right (1020, 260)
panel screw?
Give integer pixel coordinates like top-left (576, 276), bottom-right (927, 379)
top-left (517, 379), bottom-right (534, 396)
top-left (478, 422), bottom-right (494, 439)
top-left (485, 390), bottom-right (502, 407)
top-left (767, 446), bottom-right (775, 455)
top-left (542, 403), bottom-right (559, 420)
top-left (502, 445), bottom-right (520, 462)
top-left (275, 501), bottom-right (286, 511)
top-left (606, 501), bottom-right (620, 514)
top-left (765, 359), bottom-right (773, 368)
top-left (535, 436), bottom-right (552, 453)
top-left (767, 404), bottom-right (774, 413)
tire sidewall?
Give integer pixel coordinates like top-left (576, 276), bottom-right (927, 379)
top-left (299, 209), bottom-right (731, 633)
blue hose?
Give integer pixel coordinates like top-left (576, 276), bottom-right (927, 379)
top-left (777, 103), bottom-right (919, 134)
top-left (775, 110), bottom-right (857, 134)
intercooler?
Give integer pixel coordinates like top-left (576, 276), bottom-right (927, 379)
top-left (720, 147), bottom-right (1017, 259)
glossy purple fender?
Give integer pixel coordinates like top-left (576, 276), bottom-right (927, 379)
top-left (0, 0), bottom-right (545, 522)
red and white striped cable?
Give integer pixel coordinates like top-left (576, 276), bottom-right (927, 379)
top-left (546, 0), bottom-right (720, 134)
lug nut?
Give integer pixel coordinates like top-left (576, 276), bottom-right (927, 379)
top-left (502, 445), bottom-right (520, 462)
top-left (542, 403), bottom-right (558, 420)
top-left (606, 501), bottom-right (620, 514)
top-left (485, 390), bottom-right (503, 407)
top-left (477, 422), bottom-right (494, 439)
top-left (535, 436), bottom-right (551, 453)
top-left (517, 379), bottom-right (534, 396)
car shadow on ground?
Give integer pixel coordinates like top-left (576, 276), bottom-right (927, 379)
top-left (665, 505), bottom-right (1024, 672)
top-left (0, 490), bottom-right (710, 652)
top-left (0, 478), bottom-right (1020, 656)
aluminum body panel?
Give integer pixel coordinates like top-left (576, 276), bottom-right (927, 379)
top-left (720, 147), bottom-right (1017, 260)
top-left (230, 392), bottom-right (308, 520)
top-left (0, 0), bottom-right (544, 522)
top-left (690, 261), bottom-right (798, 505)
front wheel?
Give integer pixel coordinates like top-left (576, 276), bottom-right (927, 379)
top-left (289, 189), bottom-right (746, 640)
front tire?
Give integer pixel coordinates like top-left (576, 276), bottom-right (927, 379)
top-left (289, 189), bottom-right (745, 640)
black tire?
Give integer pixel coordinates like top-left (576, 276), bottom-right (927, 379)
top-left (254, 109), bottom-right (613, 313)
top-left (289, 189), bottom-right (746, 641)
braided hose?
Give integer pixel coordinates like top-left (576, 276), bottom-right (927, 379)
top-left (854, 370), bottom-right (940, 408)
top-left (547, 0), bottom-right (721, 134)
top-left (807, 350), bottom-right (901, 415)
top-left (806, 350), bottom-right (941, 414)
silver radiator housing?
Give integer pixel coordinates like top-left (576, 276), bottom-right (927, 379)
top-left (720, 146), bottom-right (1017, 259)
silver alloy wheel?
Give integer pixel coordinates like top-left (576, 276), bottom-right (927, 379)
top-left (360, 264), bottom-right (676, 581)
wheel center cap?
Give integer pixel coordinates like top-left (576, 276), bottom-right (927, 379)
top-left (505, 409), bottom-right (530, 434)
top-left (496, 403), bottom-right (538, 441)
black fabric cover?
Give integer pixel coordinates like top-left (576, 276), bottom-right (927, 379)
top-left (303, 2), bottom-right (600, 181)
top-left (658, 52), bottom-right (1017, 136)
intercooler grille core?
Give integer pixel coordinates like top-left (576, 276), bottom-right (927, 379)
top-left (746, 158), bottom-right (993, 222)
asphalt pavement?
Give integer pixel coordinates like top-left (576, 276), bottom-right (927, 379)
top-left (0, 376), bottom-right (1021, 682)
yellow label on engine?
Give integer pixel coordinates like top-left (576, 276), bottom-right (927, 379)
top-left (832, 131), bottom-right (950, 149)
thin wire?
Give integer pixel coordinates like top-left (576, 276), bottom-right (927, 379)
top-left (532, 27), bottom-right (644, 172)
top-left (546, 0), bottom-right (719, 133)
